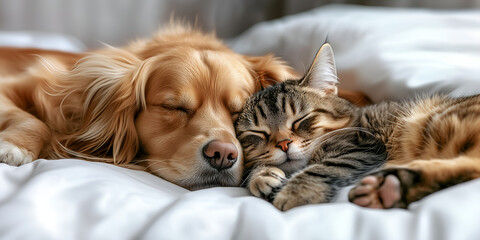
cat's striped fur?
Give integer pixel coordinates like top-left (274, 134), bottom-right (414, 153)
top-left (235, 43), bottom-right (480, 211)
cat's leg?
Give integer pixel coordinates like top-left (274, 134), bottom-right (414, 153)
top-left (0, 100), bottom-right (50, 165)
top-left (273, 163), bottom-right (359, 211)
top-left (247, 165), bottom-right (286, 201)
top-left (273, 133), bottom-right (388, 211)
top-left (348, 156), bottom-right (480, 209)
top-left (273, 165), bottom-right (332, 211)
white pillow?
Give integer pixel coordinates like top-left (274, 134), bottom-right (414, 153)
top-left (229, 4), bottom-right (480, 102)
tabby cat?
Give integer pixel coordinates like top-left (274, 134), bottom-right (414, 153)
top-left (235, 43), bottom-right (480, 211)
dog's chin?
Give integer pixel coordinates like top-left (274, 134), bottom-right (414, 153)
top-left (180, 167), bottom-right (242, 190)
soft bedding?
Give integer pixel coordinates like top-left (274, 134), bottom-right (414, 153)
top-left (2, 4), bottom-right (480, 240)
top-left (229, 4), bottom-right (480, 102)
top-left (1, 159), bottom-right (480, 240)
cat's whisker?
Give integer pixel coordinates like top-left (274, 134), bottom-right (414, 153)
top-left (240, 170), bottom-right (254, 187)
top-left (310, 127), bottom-right (374, 149)
top-left (245, 157), bottom-right (262, 169)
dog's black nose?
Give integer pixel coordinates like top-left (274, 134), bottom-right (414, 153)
top-left (203, 141), bottom-right (238, 171)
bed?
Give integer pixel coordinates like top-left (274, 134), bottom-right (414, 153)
top-left (1, 4), bottom-right (480, 240)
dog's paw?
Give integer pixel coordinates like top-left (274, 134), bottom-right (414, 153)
top-left (348, 169), bottom-right (418, 209)
top-left (249, 167), bottom-right (286, 200)
top-left (0, 140), bottom-right (35, 166)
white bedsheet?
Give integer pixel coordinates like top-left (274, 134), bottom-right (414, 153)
top-left (1, 159), bottom-right (480, 240)
top-left (2, 4), bottom-right (480, 240)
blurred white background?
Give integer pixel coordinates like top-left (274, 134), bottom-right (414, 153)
top-left (1, 0), bottom-right (479, 49)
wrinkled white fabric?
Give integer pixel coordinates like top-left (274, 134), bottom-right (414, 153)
top-left (2, 5), bottom-right (480, 240)
top-left (0, 159), bottom-right (480, 240)
top-left (229, 4), bottom-right (480, 102)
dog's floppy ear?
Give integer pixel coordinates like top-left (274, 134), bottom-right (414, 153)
top-left (245, 54), bottom-right (298, 91)
top-left (50, 48), bottom-right (149, 164)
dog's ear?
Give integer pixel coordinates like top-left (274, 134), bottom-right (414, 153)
top-left (244, 54), bottom-right (298, 91)
top-left (50, 48), bottom-right (149, 164)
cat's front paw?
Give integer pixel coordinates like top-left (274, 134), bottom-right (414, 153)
top-left (272, 174), bottom-right (332, 211)
top-left (348, 168), bottom-right (418, 209)
top-left (249, 166), bottom-right (286, 200)
top-left (0, 140), bottom-right (35, 166)
top-left (272, 185), bottom-right (309, 211)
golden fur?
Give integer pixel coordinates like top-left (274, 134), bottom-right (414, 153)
top-left (0, 24), bottom-right (298, 189)
top-left (0, 24), bottom-right (369, 190)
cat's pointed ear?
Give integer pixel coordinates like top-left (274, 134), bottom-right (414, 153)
top-left (300, 43), bottom-right (338, 95)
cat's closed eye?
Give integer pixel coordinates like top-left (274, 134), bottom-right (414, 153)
top-left (292, 112), bottom-right (320, 135)
top-left (243, 135), bottom-right (263, 145)
top-left (291, 113), bottom-right (311, 132)
top-left (242, 130), bottom-right (270, 144)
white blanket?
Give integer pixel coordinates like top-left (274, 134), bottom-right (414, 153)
top-left (2, 4), bottom-right (480, 240)
top-left (1, 159), bottom-right (480, 240)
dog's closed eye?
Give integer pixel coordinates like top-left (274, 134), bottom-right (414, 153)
top-left (153, 104), bottom-right (193, 115)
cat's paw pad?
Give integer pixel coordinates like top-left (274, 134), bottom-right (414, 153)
top-left (249, 167), bottom-right (286, 200)
top-left (348, 175), bottom-right (401, 209)
top-left (0, 140), bottom-right (35, 166)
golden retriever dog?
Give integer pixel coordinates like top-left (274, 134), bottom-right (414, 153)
top-left (0, 23), bottom-right (369, 190)
top-left (0, 23), bottom-right (297, 189)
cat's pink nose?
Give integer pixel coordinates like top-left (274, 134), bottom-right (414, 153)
top-left (203, 140), bottom-right (238, 171)
top-left (276, 139), bottom-right (292, 152)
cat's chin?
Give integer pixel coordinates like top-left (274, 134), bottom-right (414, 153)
top-left (278, 158), bottom-right (309, 176)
